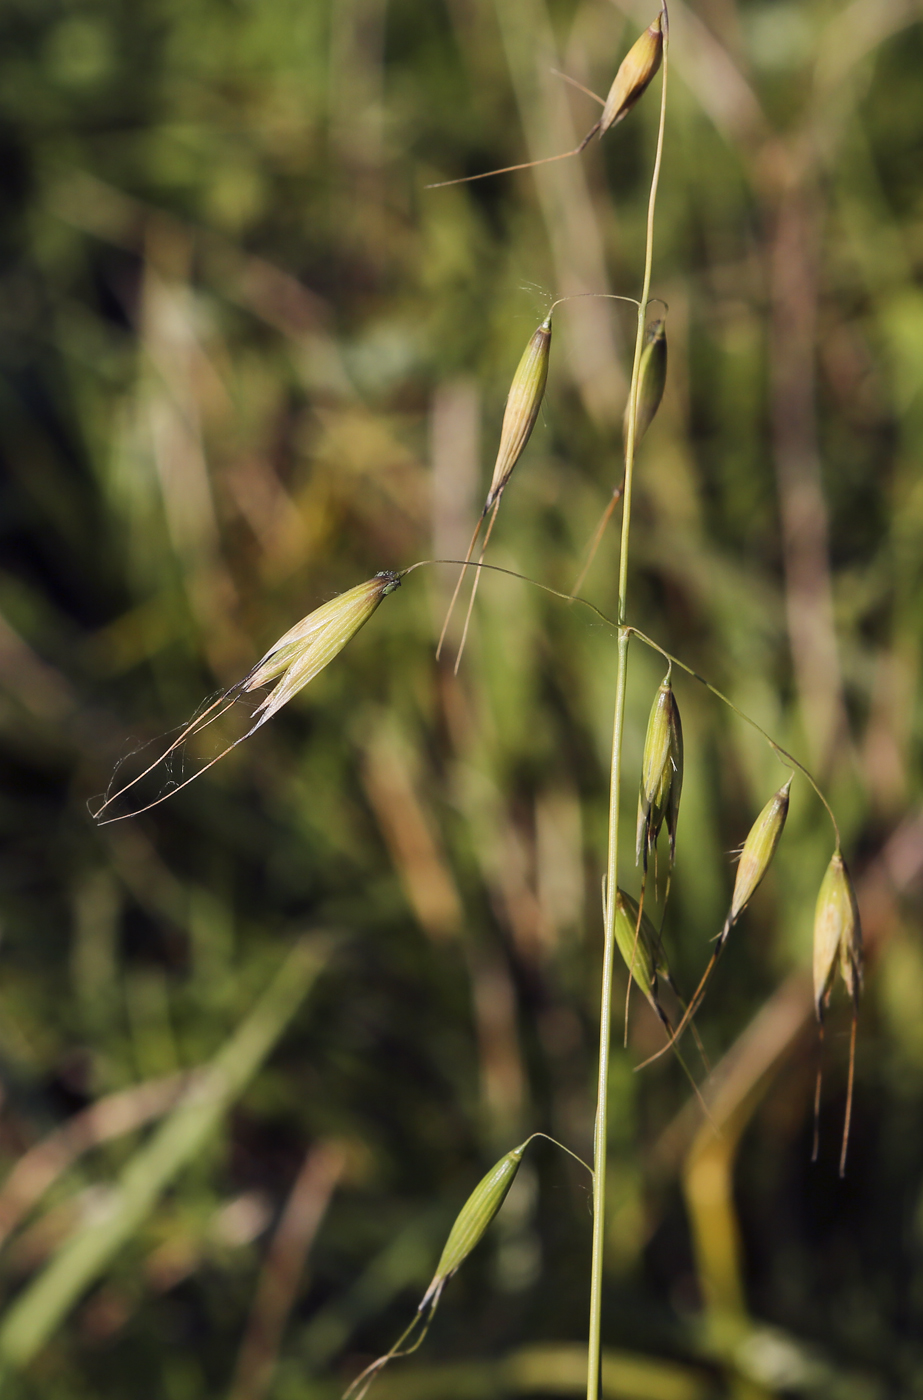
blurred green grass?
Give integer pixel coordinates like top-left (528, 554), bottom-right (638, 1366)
top-left (0, 0), bottom-right (921, 1395)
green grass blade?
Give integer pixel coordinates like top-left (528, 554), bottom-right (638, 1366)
top-left (0, 934), bottom-right (334, 1373)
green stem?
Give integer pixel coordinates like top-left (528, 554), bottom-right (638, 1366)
top-left (587, 15), bottom-right (669, 1400)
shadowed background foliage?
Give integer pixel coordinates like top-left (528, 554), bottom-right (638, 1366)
top-left (0, 0), bottom-right (921, 1395)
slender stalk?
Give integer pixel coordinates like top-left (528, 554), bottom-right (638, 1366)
top-left (587, 13), bottom-right (669, 1400)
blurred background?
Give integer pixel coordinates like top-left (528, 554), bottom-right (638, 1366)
top-left (0, 0), bottom-right (921, 1394)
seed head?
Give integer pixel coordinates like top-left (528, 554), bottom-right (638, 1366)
top-left (724, 779), bottom-right (791, 937)
top-left (420, 1140), bottom-right (528, 1309)
top-left (244, 572), bottom-right (401, 730)
top-left (813, 850), bottom-right (863, 1023)
top-left (486, 313), bottom-right (552, 508)
top-left (625, 318), bottom-right (667, 449)
top-left (600, 13), bottom-right (664, 136)
top-left (614, 888), bottom-right (668, 1019)
top-left (636, 673), bottom-right (683, 871)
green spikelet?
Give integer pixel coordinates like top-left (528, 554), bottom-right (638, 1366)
top-left (636, 673), bottom-right (683, 872)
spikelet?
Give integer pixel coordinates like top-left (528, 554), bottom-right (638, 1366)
top-left (344, 1139), bottom-right (530, 1400)
top-left (636, 672), bottom-right (683, 873)
top-left (614, 888), bottom-right (669, 1028)
top-left (425, 10), bottom-right (665, 189)
top-left (720, 778), bottom-right (791, 947)
top-left (625, 318), bottom-right (667, 449)
top-left (94, 572), bottom-right (401, 824)
top-left (812, 850), bottom-right (863, 1176)
top-left (243, 573), bottom-right (401, 729)
top-left (438, 313), bottom-right (553, 669)
top-left (487, 313), bottom-right (552, 506)
top-left (813, 851), bottom-right (863, 1022)
top-left (600, 13), bottom-right (665, 135)
top-left (634, 777), bottom-right (793, 1072)
top-left (420, 1140), bottom-right (529, 1309)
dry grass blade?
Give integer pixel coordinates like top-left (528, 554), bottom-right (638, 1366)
top-left (0, 1075), bottom-right (191, 1254)
top-left (230, 1143), bottom-right (347, 1400)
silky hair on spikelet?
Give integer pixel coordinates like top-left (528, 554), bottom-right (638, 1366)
top-left (93, 573), bottom-right (401, 824)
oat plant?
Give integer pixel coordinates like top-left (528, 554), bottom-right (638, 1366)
top-left (84, 7), bottom-right (863, 1396)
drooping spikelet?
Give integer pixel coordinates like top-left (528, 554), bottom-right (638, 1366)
top-left (600, 13), bottom-right (665, 135)
top-left (486, 314), bottom-right (552, 508)
top-left (614, 887), bottom-right (670, 1029)
top-left (438, 313), bottom-right (553, 669)
top-left (813, 850), bottom-right (862, 1022)
top-left (420, 1140), bottom-right (529, 1309)
top-left (812, 849), bottom-right (863, 1176)
top-left (625, 318), bottom-right (667, 448)
top-left (636, 777), bottom-right (793, 1070)
top-left (425, 9), bottom-right (665, 189)
top-left (344, 1138), bottom-right (532, 1400)
top-left (720, 778), bottom-right (791, 948)
top-left (94, 572), bottom-right (401, 823)
top-left (636, 672), bottom-right (683, 872)
top-left (243, 572), bottom-right (401, 730)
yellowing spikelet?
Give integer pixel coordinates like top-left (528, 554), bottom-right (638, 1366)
top-left (813, 851), bottom-right (862, 1022)
top-left (487, 314), bottom-right (552, 507)
top-left (812, 849), bottom-right (863, 1176)
top-left (94, 572), bottom-right (401, 824)
top-left (244, 572), bottom-right (401, 729)
top-left (601, 13), bottom-right (664, 134)
top-left (425, 10), bottom-right (665, 189)
top-left (722, 778), bottom-right (791, 945)
top-left (438, 314), bottom-right (553, 670)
